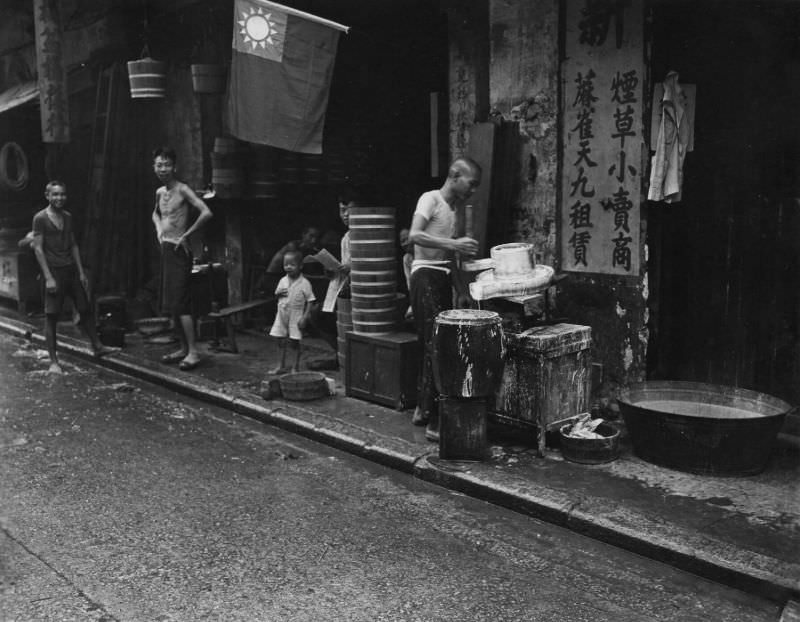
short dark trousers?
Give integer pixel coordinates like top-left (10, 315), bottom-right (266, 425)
top-left (45, 264), bottom-right (90, 316)
top-left (160, 242), bottom-right (192, 316)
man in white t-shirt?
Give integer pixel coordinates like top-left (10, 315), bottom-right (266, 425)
top-left (408, 157), bottom-right (482, 441)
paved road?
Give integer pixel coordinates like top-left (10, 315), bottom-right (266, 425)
top-left (0, 332), bottom-right (779, 621)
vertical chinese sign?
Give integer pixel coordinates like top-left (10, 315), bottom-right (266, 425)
top-left (560, 0), bottom-right (643, 275)
top-left (33, 0), bottom-right (70, 143)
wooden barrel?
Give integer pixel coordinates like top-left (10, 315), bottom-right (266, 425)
top-left (191, 63), bottom-right (226, 94)
top-left (214, 137), bottom-right (245, 154)
top-left (325, 154), bottom-right (347, 184)
top-left (95, 295), bottom-right (127, 329)
top-left (439, 396), bottom-right (488, 461)
top-left (432, 309), bottom-right (506, 398)
top-left (127, 58), bottom-right (166, 99)
top-left (211, 153), bottom-right (245, 198)
top-left (211, 138), bottom-right (246, 198)
top-left (281, 151), bottom-right (302, 184)
top-left (302, 154), bottom-right (325, 184)
top-left (248, 146), bottom-right (280, 199)
top-left (336, 296), bottom-right (353, 368)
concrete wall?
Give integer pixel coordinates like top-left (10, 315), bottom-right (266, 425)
top-left (447, 1), bottom-right (489, 159)
top-left (448, 0), bottom-right (648, 393)
top-left (487, 0), bottom-right (560, 267)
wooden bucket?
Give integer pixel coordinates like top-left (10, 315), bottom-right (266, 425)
top-left (336, 296), bottom-right (353, 368)
top-left (432, 309), bottom-right (506, 398)
top-left (349, 259), bottom-right (397, 274)
top-left (211, 152), bottom-right (245, 198)
top-left (249, 146), bottom-right (280, 199)
top-left (127, 58), bottom-right (166, 99)
top-left (439, 397), bottom-right (488, 461)
top-left (191, 63), bottom-right (226, 94)
top-left (325, 154), bottom-right (347, 184)
top-left (351, 307), bottom-right (398, 333)
top-left (302, 154), bottom-right (325, 184)
top-left (349, 280), bottom-right (395, 298)
top-left (214, 137), bottom-right (245, 154)
top-left (211, 138), bottom-right (246, 198)
top-left (281, 152), bottom-right (302, 184)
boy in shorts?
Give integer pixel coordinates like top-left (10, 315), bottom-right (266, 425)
top-left (152, 146), bottom-right (213, 371)
top-left (31, 180), bottom-right (116, 373)
top-left (269, 250), bottom-right (315, 374)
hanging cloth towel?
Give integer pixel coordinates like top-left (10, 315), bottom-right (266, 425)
top-left (648, 71), bottom-right (691, 203)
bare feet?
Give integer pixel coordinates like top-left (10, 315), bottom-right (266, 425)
top-left (48, 362), bottom-right (64, 374)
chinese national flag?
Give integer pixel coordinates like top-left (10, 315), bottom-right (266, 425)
top-left (225, 0), bottom-right (345, 154)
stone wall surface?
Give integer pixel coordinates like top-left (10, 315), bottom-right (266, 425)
top-left (447, 0), bottom-right (648, 392)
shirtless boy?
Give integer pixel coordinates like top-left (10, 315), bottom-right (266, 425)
top-left (151, 147), bottom-right (213, 371)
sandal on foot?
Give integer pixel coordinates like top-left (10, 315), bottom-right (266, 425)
top-left (179, 356), bottom-right (201, 371)
top-left (161, 351), bottom-right (187, 364)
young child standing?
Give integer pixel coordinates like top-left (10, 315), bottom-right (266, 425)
top-left (269, 250), bottom-right (316, 373)
top-left (31, 180), bottom-right (117, 373)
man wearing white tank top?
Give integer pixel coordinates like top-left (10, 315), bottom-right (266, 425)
top-left (408, 157), bottom-right (481, 441)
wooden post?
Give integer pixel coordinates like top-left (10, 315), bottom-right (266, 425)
top-left (224, 204), bottom-right (243, 307)
top-left (33, 0), bottom-right (70, 144)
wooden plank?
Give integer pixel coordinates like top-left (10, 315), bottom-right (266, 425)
top-left (208, 298), bottom-right (271, 318)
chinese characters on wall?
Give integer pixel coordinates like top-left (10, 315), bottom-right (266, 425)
top-left (561, 0), bottom-right (642, 275)
top-left (34, 0), bottom-right (70, 143)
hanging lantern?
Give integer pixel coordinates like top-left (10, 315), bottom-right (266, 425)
top-left (127, 57), bottom-right (166, 99)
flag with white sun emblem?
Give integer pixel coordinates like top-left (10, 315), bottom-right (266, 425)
top-left (225, 0), bottom-right (347, 154)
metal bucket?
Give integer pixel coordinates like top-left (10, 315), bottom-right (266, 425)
top-left (618, 381), bottom-right (791, 476)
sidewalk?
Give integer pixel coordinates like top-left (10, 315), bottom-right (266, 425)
top-left (1, 307), bottom-right (798, 606)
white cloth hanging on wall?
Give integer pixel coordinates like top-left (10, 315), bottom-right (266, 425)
top-left (648, 71), bottom-right (692, 203)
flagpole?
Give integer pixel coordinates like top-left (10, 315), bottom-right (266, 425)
top-left (251, 0), bottom-right (350, 33)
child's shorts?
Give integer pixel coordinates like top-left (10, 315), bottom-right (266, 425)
top-left (44, 264), bottom-right (90, 316)
top-left (269, 305), bottom-right (304, 340)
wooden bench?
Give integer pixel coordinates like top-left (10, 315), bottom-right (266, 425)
top-left (207, 298), bottom-right (273, 353)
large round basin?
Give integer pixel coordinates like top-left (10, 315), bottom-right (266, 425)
top-left (618, 381), bottom-right (791, 476)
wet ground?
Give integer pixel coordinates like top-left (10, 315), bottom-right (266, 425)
top-left (0, 307), bottom-right (798, 610)
top-left (0, 331), bottom-right (782, 621)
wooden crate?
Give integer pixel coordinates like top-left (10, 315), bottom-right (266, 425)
top-left (0, 250), bottom-right (41, 313)
top-left (493, 323), bottom-right (592, 455)
top-left (345, 331), bottom-right (419, 410)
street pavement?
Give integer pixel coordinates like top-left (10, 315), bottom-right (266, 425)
top-left (0, 307), bottom-right (798, 612)
top-left (0, 331), bottom-right (782, 621)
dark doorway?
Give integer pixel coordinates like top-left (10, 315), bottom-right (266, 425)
top-left (647, 1), bottom-right (800, 403)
